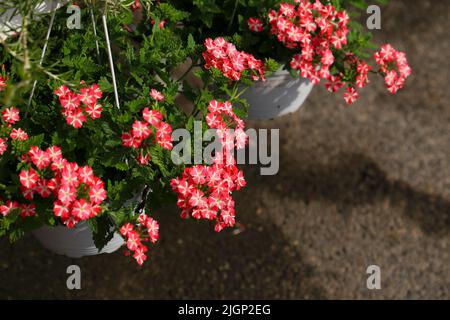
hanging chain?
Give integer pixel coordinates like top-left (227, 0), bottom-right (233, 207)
top-left (27, 0), bottom-right (57, 109)
top-left (101, 6), bottom-right (120, 110)
top-left (27, 1), bottom-right (121, 111)
top-left (89, 1), bottom-right (101, 63)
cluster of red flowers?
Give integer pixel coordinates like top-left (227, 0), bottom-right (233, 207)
top-left (1, 105), bottom-right (30, 157)
top-left (339, 54), bottom-right (371, 104)
top-left (203, 37), bottom-right (266, 81)
top-left (170, 100), bottom-right (247, 232)
top-left (263, 1), bottom-right (354, 99)
top-left (375, 44), bottom-right (412, 94)
top-left (0, 200), bottom-right (23, 217)
top-left (268, 1), bottom-right (350, 49)
top-left (248, 1), bottom-right (411, 105)
top-left (54, 83), bottom-right (103, 129)
top-left (120, 213), bottom-right (159, 265)
top-left (0, 198), bottom-right (37, 218)
top-left (18, 146), bottom-right (107, 228)
top-left (170, 154), bottom-right (246, 233)
top-left (122, 89), bottom-right (173, 165)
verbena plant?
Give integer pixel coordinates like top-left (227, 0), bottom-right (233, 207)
top-left (0, 0), bottom-right (409, 265)
top-left (170, 0), bottom-right (410, 104)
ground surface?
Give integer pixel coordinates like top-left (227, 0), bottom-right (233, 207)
top-left (0, 0), bottom-right (449, 299)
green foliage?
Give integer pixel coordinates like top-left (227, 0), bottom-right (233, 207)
top-left (87, 214), bottom-right (116, 251)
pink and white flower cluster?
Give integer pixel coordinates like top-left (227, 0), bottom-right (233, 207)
top-left (203, 37), bottom-right (266, 81)
top-left (265, 1), bottom-right (354, 97)
top-left (0, 197), bottom-right (36, 219)
top-left (120, 214), bottom-right (159, 266)
top-left (170, 154), bottom-right (247, 233)
top-left (1, 104), bottom-right (30, 157)
top-left (374, 44), bottom-right (412, 94)
top-left (171, 100), bottom-right (247, 233)
top-left (122, 90), bottom-right (173, 165)
top-left (248, 1), bottom-right (411, 105)
top-left (18, 146), bottom-right (107, 228)
top-left (54, 83), bottom-right (104, 129)
top-left (0, 199), bottom-right (22, 217)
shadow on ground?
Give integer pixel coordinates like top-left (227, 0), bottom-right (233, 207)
top-left (258, 153), bottom-right (450, 238)
top-left (0, 204), bottom-right (326, 299)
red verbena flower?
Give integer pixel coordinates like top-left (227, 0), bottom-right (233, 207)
top-left (65, 108), bottom-right (87, 129)
top-left (248, 17), bottom-right (264, 32)
top-left (0, 201), bottom-right (19, 216)
top-left (19, 168), bottom-right (39, 189)
top-left (343, 87), bottom-right (359, 105)
top-left (10, 128), bottom-right (29, 141)
top-left (20, 203), bottom-right (36, 217)
top-left (72, 199), bottom-right (92, 220)
top-left (150, 89), bottom-right (164, 101)
top-left (2, 107), bottom-right (20, 125)
top-left (85, 104), bottom-right (103, 119)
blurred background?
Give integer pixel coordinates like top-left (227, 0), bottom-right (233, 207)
top-left (1, 0), bottom-right (449, 299)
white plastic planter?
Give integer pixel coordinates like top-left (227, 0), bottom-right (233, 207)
top-left (243, 68), bottom-right (314, 120)
top-left (32, 190), bottom-right (147, 258)
top-left (33, 221), bottom-right (124, 258)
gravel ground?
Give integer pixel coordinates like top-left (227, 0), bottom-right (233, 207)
top-left (0, 0), bottom-right (449, 299)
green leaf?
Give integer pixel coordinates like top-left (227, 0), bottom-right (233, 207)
top-left (89, 215), bottom-right (116, 252)
top-left (99, 77), bottom-right (113, 93)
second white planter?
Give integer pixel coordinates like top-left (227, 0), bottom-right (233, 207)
top-left (242, 69), bottom-right (314, 120)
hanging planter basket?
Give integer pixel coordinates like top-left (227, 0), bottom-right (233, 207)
top-left (32, 221), bottom-right (124, 258)
top-left (1, 1), bottom-right (128, 258)
top-left (243, 68), bottom-right (314, 121)
top-left (32, 187), bottom-right (151, 257)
